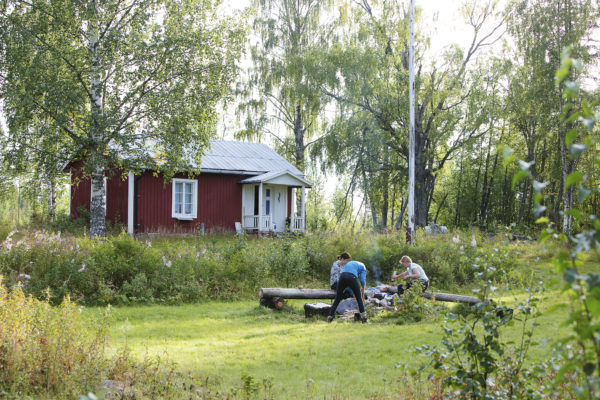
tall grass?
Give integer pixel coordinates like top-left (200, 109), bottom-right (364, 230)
top-left (0, 228), bottom-right (535, 306)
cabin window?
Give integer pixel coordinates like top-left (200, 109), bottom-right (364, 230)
top-left (172, 178), bottom-right (197, 220)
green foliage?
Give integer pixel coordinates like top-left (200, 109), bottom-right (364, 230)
top-left (533, 52), bottom-right (600, 399)
top-left (0, 229), bottom-right (525, 306)
top-left (423, 264), bottom-right (544, 399)
top-left (427, 51), bottom-right (600, 399)
top-left (0, 0), bottom-right (246, 236)
top-left (0, 277), bottom-right (108, 397)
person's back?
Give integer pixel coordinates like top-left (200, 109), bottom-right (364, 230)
top-left (409, 263), bottom-right (428, 282)
top-left (342, 261), bottom-right (367, 286)
top-left (328, 254), bottom-right (368, 323)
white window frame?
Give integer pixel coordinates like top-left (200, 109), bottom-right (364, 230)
top-left (172, 178), bottom-right (198, 220)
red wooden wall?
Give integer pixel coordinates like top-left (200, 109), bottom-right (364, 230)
top-left (69, 163), bottom-right (246, 233)
top-left (69, 161), bottom-right (91, 219)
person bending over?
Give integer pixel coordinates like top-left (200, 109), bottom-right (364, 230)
top-left (328, 252), bottom-right (367, 323)
top-left (391, 255), bottom-right (429, 294)
top-left (330, 255), bottom-right (354, 298)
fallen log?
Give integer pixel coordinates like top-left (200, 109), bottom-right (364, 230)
top-left (259, 287), bottom-right (481, 305)
top-left (383, 285), bottom-right (480, 304)
top-left (259, 296), bottom-right (285, 310)
top-left (259, 288), bottom-right (335, 300)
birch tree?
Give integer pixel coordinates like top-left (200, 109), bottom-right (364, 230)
top-left (506, 0), bottom-right (599, 234)
top-left (236, 0), bottom-right (331, 172)
top-left (0, 0), bottom-right (245, 236)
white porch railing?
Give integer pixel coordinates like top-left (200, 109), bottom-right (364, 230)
top-left (291, 216), bottom-right (305, 232)
top-left (243, 215), bottom-right (272, 231)
top-left (243, 215), bottom-right (305, 232)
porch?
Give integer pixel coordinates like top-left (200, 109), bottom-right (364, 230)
top-left (239, 171), bottom-right (310, 233)
top-left (242, 214), bottom-right (306, 232)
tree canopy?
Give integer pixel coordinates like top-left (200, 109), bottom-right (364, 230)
top-left (0, 0), bottom-right (246, 235)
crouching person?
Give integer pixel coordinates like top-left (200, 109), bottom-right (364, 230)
top-left (328, 252), bottom-right (368, 323)
top-left (392, 255), bottom-right (429, 295)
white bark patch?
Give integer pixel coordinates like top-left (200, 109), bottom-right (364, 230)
top-left (90, 168), bottom-right (106, 237)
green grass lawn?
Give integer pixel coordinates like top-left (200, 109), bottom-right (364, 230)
top-left (96, 288), bottom-right (576, 399)
top-left (78, 240), bottom-right (597, 399)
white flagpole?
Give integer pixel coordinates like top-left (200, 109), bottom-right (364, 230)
top-left (408, 0), bottom-right (416, 243)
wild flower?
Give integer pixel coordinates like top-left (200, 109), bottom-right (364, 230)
top-left (78, 264), bottom-right (87, 273)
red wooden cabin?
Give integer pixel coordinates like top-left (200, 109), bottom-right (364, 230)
top-left (67, 141), bottom-right (311, 234)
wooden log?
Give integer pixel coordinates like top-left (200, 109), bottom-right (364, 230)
top-left (259, 288), bottom-right (336, 300)
top-left (259, 287), bottom-right (480, 305)
top-left (383, 285), bottom-right (480, 304)
top-left (304, 302), bottom-right (332, 318)
top-left (259, 296), bottom-right (285, 310)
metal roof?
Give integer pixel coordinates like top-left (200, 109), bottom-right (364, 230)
top-left (200, 141), bottom-right (304, 177)
top-left (239, 170), bottom-right (312, 188)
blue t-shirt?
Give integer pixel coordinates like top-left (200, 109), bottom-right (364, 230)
top-left (342, 261), bottom-right (367, 286)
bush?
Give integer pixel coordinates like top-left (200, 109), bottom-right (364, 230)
top-left (0, 276), bottom-right (241, 399)
top-left (0, 277), bottom-right (108, 397)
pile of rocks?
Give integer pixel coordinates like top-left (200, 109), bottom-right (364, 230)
top-left (304, 289), bottom-right (400, 320)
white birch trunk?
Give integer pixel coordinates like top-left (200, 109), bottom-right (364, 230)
top-left (88, 0), bottom-right (106, 237)
top-left (47, 178), bottom-right (56, 221)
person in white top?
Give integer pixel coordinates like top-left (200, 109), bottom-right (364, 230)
top-left (391, 255), bottom-right (429, 294)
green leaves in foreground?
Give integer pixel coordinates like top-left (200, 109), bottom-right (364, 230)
top-left (537, 52), bottom-right (600, 399)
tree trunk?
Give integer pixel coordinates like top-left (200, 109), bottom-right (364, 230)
top-left (90, 167), bottom-right (106, 237)
top-left (479, 136), bottom-right (492, 228)
top-left (502, 166), bottom-right (510, 225)
top-left (395, 197), bottom-right (407, 230)
top-left (434, 193), bottom-right (448, 224)
top-left (473, 141), bottom-right (484, 225)
top-left (560, 127), bottom-right (574, 235)
top-left (381, 150), bottom-right (389, 229)
top-left (517, 181), bottom-right (528, 227)
top-left (454, 152), bottom-right (464, 226)
top-left (88, 0), bottom-right (106, 237)
top-left (414, 112), bottom-right (432, 227)
top-left (47, 178), bottom-right (56, 221)
top-left (391, 181), bottom-right (396, 227)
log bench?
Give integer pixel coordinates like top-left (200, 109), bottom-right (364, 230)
top-left (258, 287), bottom-right (481, 310)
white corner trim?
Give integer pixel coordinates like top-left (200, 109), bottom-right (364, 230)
top-left (128, 171), bottom-right (134, 234)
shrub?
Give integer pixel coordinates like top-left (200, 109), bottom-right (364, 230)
top-left (0, 277), bottom-right (108, 397)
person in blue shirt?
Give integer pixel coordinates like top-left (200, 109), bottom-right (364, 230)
top-left (327, 252), bottom-right (368, 323)
top-left (330, 256), bottom-right (354, 298)
top-left (391, 255), bottom-right (429, 294)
